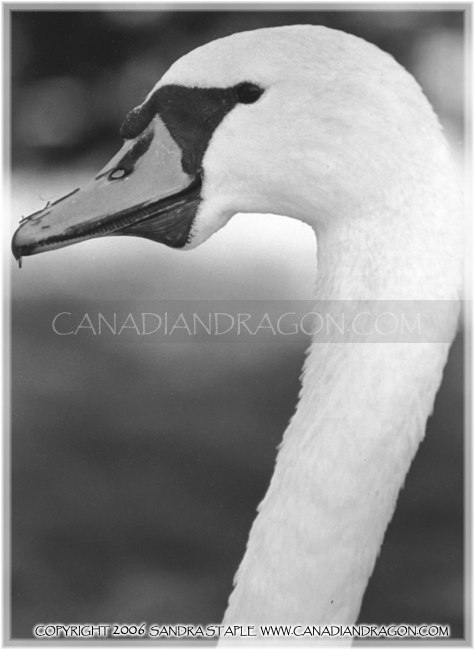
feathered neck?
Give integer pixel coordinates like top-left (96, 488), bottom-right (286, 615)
top-left (221, 112), bottom-right (461, 629)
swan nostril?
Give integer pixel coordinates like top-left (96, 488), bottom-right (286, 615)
top-left (108, 168), bottom-right (130, 181)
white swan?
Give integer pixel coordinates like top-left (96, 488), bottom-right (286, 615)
top-left (12, 25), bottom-right (462, 632)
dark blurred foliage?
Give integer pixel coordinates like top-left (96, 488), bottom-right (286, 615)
top-left (11, 299), bottom-right (464, 638)
top-left (11, 303), bottom-right (464, 637)
top-left (10, 8), bottom-right (466, 641)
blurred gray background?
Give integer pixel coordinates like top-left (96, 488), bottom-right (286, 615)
top-left (10, 7), bottom-right (465, 641)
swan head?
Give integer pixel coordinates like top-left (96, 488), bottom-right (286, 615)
top-left (12, 25), bottom-right (439, 260)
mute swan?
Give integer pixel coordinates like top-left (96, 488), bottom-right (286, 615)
top-left (12, 25), bottom-right (461, 632)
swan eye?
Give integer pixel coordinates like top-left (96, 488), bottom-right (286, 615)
top-left (235, 82), bottom-right (264, 104)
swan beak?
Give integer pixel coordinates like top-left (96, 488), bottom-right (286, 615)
top-left (11, 116), bottom-right (201, 262)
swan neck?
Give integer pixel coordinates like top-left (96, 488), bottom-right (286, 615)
top-left (222, 118), bottom-right (461, 629)
top-left (223, 199), bottom-right (460, 627)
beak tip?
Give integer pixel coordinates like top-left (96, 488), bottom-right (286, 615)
top-left (11, 229), bottom-right (21, 261)
top-left (11, 225), bottom-right (29, 265)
